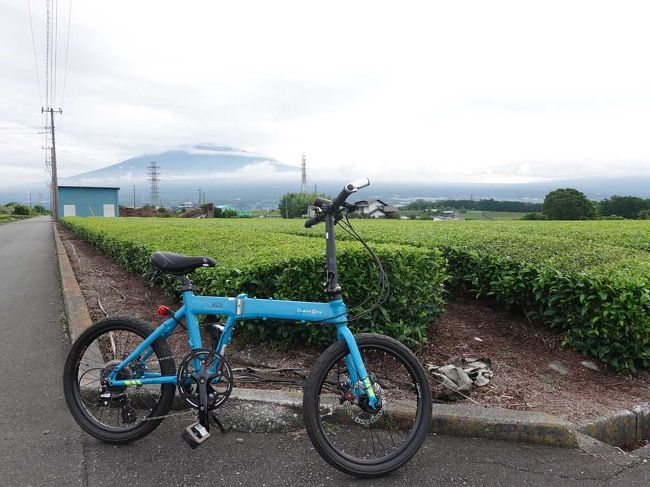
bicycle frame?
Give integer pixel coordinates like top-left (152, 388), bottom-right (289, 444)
top-left (107, 294), bottom-right (378, 405)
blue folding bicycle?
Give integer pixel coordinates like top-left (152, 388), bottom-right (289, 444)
top-left (63, 178), bottom-right (432, 477)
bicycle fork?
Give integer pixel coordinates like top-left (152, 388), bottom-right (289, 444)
top-left (336, 326), bottom-right (379, 409)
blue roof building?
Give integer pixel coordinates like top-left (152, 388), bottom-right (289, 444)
top-left (57, 186), bottom-right (120, 217)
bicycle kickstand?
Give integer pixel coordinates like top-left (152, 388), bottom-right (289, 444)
top-left (210, 411), bottom-right (229, 434)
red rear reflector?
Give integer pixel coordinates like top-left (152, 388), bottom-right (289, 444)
top-left (157, 305), bottom-right (170, 317)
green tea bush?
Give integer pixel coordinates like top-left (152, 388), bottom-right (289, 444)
top-left (446, 248), bottom-right (650, 371)
top-left (289, 220), bottom-right (650, 371)
top-left (62, 218), bottom-right (447, 348)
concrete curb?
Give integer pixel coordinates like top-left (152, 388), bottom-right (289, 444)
top-left (430, 403), bottom-right (579, 447)
top-left (53, 222), bottom-right (92, 341)
top-left (578, 404), bottom-right (650, 447)
top-left (54, 225), bottom-right (649, 451)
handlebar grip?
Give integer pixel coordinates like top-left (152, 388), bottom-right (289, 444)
top-left (332, 177), bottom-right (370, 209)
top-left (304, 214), bottom-right (324, 228)
top-left (331, 187), bottom-right (350, 209)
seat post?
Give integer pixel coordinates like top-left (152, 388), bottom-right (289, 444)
top-left (177, 275), bottom-right (195, 293)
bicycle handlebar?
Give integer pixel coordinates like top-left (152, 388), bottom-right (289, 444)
top-left (304, 177), bottom-right (370, 228)
top-left (304, 214), bottom-right (324, 228)
top-left (331, 177), bottom-right (370, 209)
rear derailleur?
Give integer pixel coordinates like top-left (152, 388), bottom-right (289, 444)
top-left (177, 349), bottom-right (234, 449)
top-left (98, 360), bottom-right (138, 424)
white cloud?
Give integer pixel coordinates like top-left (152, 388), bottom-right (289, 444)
top-left (2, 0), bottom-right (650, 187)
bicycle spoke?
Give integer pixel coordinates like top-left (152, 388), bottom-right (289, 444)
top-left (75, 328), bottom-right (166, 431)
top-left (316, 343), bottom-right (423, 464)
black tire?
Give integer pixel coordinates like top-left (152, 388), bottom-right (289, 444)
top-left (63, 316), bottom-right (176, 443)
top-left (303, 333), bottom-right (432, 477)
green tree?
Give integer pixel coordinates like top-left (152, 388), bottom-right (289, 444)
top-left (599, 195), bottom-right (650, 219)
top-left (279, 192), bottom-right (316, 218)
top-left (213, 207), bottom-right (238, 218)
top-left (32, 205), bottom-right (49, 214)
top-left (543, 188), bottom-right (595, 220)
top-left (12, 204), bottom-right (31, 216)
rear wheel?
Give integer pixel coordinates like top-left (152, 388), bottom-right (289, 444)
top-left (63, 316), bottom-right (176, 443)
top-left (303, 333), bottom-right (432, 477)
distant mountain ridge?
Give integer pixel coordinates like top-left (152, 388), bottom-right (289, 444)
top-left (4, 144), bottom-right (650, 209)
top-left (63, 144), bottom-right (297, 183)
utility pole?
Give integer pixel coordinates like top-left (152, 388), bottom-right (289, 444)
top-left (28, 192), bottom-right (32, 208)
top-left (197, 189), bottom-right (202, 206)
top-left (43, 107), bottom-right (62, 220)
top-left (133, 185), bottom-right (136, 209)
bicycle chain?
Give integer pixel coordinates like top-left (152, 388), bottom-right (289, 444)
top-left (98, 351), bottom-right (199, 424)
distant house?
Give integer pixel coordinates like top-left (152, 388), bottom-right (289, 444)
top-left (178, 201), bottom-right (196, 211)
top-left (57, 186), bottom-right (120, 217)
top-left (357, 199), bottom-right (398, 218)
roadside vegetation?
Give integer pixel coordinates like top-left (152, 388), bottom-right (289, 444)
top-left (0, 202), bottom-right (49, 223)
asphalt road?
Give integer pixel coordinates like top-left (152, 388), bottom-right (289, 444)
top-left (1, 216), bottom-right (649, 486)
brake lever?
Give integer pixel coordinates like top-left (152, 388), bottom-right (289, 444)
top-left (342, 202), bottom-right (358, 213)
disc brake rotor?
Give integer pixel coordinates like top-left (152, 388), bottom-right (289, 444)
top-left (342, 382), bottom-right (385, 425)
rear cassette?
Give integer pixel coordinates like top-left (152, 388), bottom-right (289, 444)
top-left (176, 349), bottom-right (233, 411)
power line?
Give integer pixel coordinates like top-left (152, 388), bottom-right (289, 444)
top-left (53, 0), bottom-right (59, 107)
top-left (26, 0), bottom-right (43, 107)
top-left (61, 0), bottom-right (72, 108)
top-left (45, 0), bottom-right (50, 108)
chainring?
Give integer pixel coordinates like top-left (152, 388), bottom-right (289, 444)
top-left (176, 349), bottom-right (233, 411)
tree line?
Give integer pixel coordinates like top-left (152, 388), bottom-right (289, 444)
top-left (542, 189), bottom-right (650, 220)
top-left (278, 190), bottom-right (650, 221)
top-left (403, 198), bottom-right (542, 213)
top-left (1, 202), bottom-right (50, 216)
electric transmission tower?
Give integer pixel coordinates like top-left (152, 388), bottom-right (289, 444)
top-left (148, 161), bottom-right (160, 207)
top-left (301, 153), bottom-right (307, 193)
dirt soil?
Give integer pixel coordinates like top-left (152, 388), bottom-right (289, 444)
top-left (58, 223), bottom-right (650, 422)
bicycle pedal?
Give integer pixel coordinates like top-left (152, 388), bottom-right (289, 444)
top-left (182, 421), bottom-right (211, 449)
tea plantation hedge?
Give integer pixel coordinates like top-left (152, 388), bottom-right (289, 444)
top-left (62, 218), bottom-right (447, 348)
top-left (63, 217), bottom-right (650, 370)
top-left (290, 219), bottom-right (650, 371)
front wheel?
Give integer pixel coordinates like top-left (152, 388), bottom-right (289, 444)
top-left (303, 333), bottom-right (432, 477)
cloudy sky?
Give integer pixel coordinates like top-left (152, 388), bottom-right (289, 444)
top-left (2, 0), bottom-right (650, 187)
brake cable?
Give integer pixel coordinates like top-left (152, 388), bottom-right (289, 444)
top-left (309, 207), bottom-right (389, 325)
top-left (338, 213), bottom-right (390, 322)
